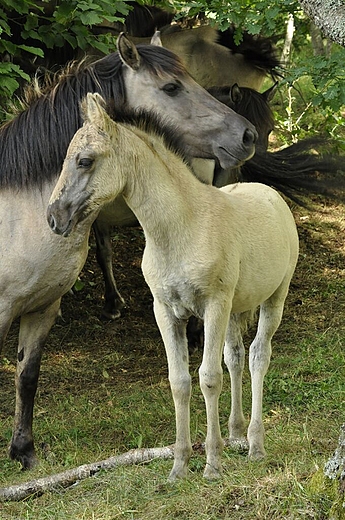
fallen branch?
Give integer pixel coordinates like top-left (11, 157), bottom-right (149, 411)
top-left (0, 438), bottom-right (245, 502)
top-left (0, 445), bottom-right (175, 502)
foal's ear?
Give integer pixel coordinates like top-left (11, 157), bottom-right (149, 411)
top-left (82, 93), bottom-right (114, 134)
top-left (117, 32), bottom-right (140, 71)
top-left (151, 30), bottom-right (163, 46)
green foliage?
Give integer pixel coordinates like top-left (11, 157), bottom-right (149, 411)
top-left (171, 0), bottom-right (301, 36)
top-left (0, 0), bottom-right (130, 101)
top-left (0, 0), bottom-right (344, 145)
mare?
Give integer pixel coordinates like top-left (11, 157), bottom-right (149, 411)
top-left (47, 93), bottom-right (299, 480)
top-left (0, 34), bottom-right (256, 470)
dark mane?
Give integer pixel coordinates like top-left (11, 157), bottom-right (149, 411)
top-left (124, 1), bottom-right (174, 37)
top-left (216, 26), bottom-right (282, 79)
top-left (0, 45), bottom-right (185, 190)
top-left (208, 85), bottom-right (275, 142)
top-left (106, 102), bottom-right (191, 164)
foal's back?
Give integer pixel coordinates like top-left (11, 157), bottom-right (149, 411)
top-left (217, 182), bottom-right (298, 313)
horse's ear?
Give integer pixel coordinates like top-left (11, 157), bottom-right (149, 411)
top-left (262, 81), bottom-right (278, 102)
top-left (82, 93), bottom-right (115, 135)
top-left (151, 30), bottom-right (163, 46)
top-left (81, 93), bottom-right (105, 123)
top-left (117, 32), bottom-right (140, 71)
top-left (229, 84), bottom-right (242, 105)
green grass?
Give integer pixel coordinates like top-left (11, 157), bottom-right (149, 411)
top-left (1, 86), bottom-right (345, 519)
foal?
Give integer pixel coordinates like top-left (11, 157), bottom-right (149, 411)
top-left (48, 94), bottom-right (299, 480)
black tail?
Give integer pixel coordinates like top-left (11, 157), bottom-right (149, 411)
top-left (217, 26), bottom-right (283, 80)
top-left (241, 138), bottom-right (345, 205)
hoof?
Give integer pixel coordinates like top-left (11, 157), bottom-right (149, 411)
top-left (203, 463), bottom-right (222, 480)
top-left (248, 446), bottom-right (266, 461)
top-left (168, 463), bottom-right (189, 481)
top-left (9, 443), bottom-right (38, 470)
top-left (101, 309), bottom-right (122, 321)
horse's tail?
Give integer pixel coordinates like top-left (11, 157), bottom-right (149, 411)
top-left (241, 138), bottom-right (345, 205)
top-left (217, 25), bottom-right (283, 80)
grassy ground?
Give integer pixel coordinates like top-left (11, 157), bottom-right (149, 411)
top-left (0, 193), bottom-right (344, 518)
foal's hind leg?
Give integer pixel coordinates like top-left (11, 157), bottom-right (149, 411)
top-left (10, 300), bottom-right (61, 469)
top-left (223, 314), bottom-right (248, 451)
top-left (247, 288), bottom-right (289, 460)
top-left (93, 221), bottom-right (125, 320)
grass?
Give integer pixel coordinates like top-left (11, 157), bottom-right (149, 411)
top-left (1, 47), bottom-right (345, 518)
top-left (0, 197), bottom-right (345, 519)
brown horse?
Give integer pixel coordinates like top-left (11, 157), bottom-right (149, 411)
top-left (130, 24), bottom-right (281, 90)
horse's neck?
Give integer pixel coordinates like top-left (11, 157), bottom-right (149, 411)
top-left (121, 129), bottom-right (203, 246)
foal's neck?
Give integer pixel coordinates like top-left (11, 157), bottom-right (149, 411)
top-left (122, 127), bottom-right (205, 243)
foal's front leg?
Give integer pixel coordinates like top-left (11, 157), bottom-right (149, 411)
top-left (200, 300), bottom-right (231, 479)
top-left (223, 314), bottom-right (248, 449)
top-left (10, 300), bottom-right (61, 469)
top-left (153, 298), bottom-right (192, 480)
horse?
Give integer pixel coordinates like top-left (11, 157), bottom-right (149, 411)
top-left (209, 83), bottom-right (345, 203)
top-left (130, 24), bottom-right (281, 91)
top-left (97, 78), bottom-right (344, 334)
top-left (0, 34), bottom-right (257, 470)
top-left (47, 92), bottom-right (299, 480)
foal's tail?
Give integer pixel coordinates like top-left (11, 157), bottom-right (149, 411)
top-left (241, 138), bottom-right (345, 205)
top-left (217, 26), bottom-right (283, 80)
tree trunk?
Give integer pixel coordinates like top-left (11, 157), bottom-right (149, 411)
top-left (298, 0), bottom-right (345, 46)
top-left (310, 21), bottom-right (326, 55)
top-left (281, 13), bottom-right (295, 65)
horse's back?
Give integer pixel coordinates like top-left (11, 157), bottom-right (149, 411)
top-left (218, 182), bottom-right (299, 312)
top-left (162, 27), bottom-right (266, 89)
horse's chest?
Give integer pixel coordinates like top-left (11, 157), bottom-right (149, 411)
top-left (157, 281), bottom-right (202, 320)
top-left (142, 258), bottom-right (204, 319)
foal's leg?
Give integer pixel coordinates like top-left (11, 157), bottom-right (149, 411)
top-left (92, 221), bottom-right (125, 320)
top-left (200, 301), bottom-right (231, 479)
top-left (248, 288), bottom-right (288, 460)
top-left (223, 314), bottom-right (248, 450)
top-left (10, 300), bottom-right (61, 469)
top-left (153, 298), bottom-right (192, 481)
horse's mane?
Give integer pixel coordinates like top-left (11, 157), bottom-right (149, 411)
top-left (124, 1), bottom-right (175, 37)
top-left (216, 26), bottom-right (282, 78)
top-left (0, 44), bottom-right (185, 190)
top-left (208, 85), bottom-right (275, 133)
top-left (106, 101), bottom-right (191, 164)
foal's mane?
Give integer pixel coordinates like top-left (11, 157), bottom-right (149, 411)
top-left (0, 44), bottom-right (185, 190)
top-left (106, 101), bottom-right (191, 164)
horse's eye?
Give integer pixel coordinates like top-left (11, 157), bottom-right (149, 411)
top-left (162, 82), bottom-right (181, 96)
top-left (77, 157), bottom-right (94, 169)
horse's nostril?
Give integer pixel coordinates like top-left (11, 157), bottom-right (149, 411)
top-left (243, 128), bottom-right (258, 147)
top-left (47, 213), bottom-right (56, 231)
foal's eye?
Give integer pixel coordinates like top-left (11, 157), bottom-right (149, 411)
top-left (77, 157), bottom-right (94, 169)
top-left (162, 82), bottom-right (181, 96)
